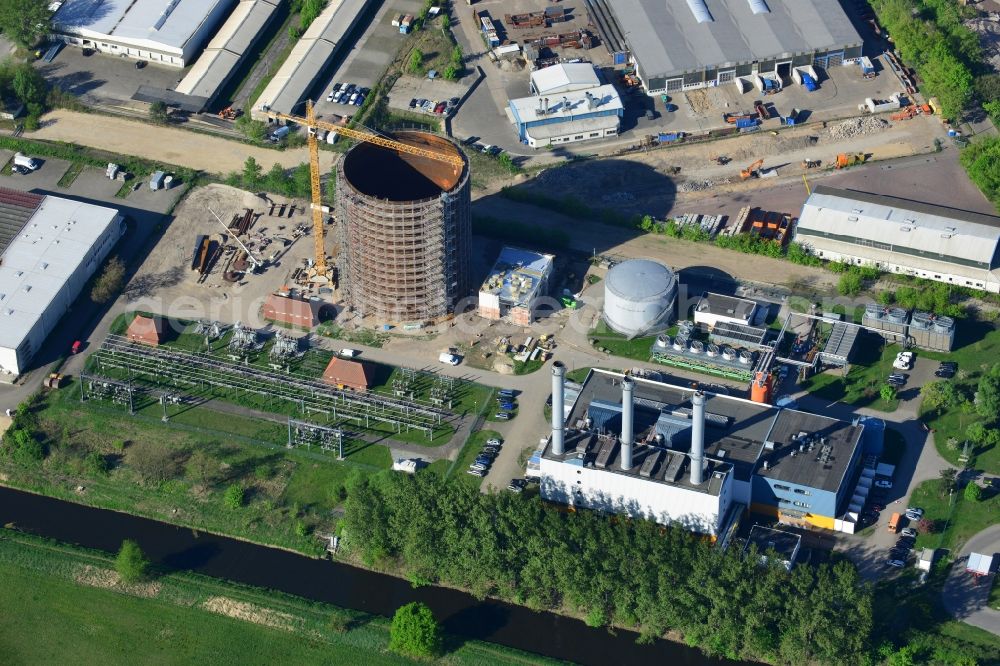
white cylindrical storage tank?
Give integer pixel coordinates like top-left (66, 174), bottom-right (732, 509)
top-left (603, 259), bottom-right (677, 337)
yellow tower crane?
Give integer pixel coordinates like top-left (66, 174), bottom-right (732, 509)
top-left (264, 100), bottom-right (465, 284)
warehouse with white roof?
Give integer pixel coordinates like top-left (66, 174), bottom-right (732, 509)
top-left (51, 0), bottom-right (235, 67)
top-left (599, 0), bottom-right (863, 95)
top-left (0, 189), bottom-right (124, 377)
top-left (252, 0), bottom-right (374, 120)
top-left (794, 186), bottom-right (1000, 294)
top-left (529, 63), bottom-right (601, 96)
top-left (175, 0), bottom-right (281, 106)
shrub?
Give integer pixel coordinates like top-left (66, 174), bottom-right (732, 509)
top-left (90, 256), bottom-right (125, 304)
top-left (964, 482), bottom-right (982, 502)
top-left (837, 272), bottom-right (863, 296)
top-left (389, 602), bottom-right (442, 658)
top-left (224, 483), bottom-right (245, 509)
top-left (115, 540), bottom-right (149, 583)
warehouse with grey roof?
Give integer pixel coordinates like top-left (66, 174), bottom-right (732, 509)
top-left (598, 0), bottom-right (863, 95)
top-left (794, 186), bottom-right (1000, 294)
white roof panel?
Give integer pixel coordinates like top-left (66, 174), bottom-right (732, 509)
top-left (530, 63), bottom-right (600, 95)
top-left (111, 0), bottom-right (230, 50)
top-left (53, 0), bottom-right (132, 36)
top-left (797, 186), bottom-right (1000, 267)
top-left (0, 196), bottom-right (121, 351)
top-left (510, 84), bottom-right (622, 121)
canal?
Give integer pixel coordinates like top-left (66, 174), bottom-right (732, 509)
top-left (0, 486), bottom-right (750, 666)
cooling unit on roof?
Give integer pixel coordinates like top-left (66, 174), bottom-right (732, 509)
top-left (748, 0), bottom-right (770, 15)
top-left (686, 0), bottom-right (713, 23)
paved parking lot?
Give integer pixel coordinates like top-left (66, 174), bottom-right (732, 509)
top-left (313, 0), bottom-right (422, 120)
top-left (35, 45), bottom-right (180, 110)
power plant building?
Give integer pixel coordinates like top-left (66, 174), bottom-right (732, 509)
top-left (478, 246), bottom-right (554, 326)
top-left (602, 259), bottom-right (677, 337)
top-left (508, 84), bottom-right (623, 148)
top-left (51, 0), bottom-right (235, 67)
top-left (0, 190), bottom-right (125, 377)
top-left (540, 368), bottom-right (866, 535)
top-left (336, 132), bottom-right (471, 324)
top-left (596, 0), bottom-right (863, 95)
top-left (795, 186), bottom-right (1000, 294)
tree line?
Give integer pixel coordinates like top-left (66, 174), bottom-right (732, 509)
top-left (343, 472), bottom-right (873, 665)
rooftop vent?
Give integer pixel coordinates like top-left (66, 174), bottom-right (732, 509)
top-left (686, 0), bottom-right (713, 23)
top-left (747, 0), bottom-right (770, 14)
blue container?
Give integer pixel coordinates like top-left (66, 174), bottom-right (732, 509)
top-left (613, 51), bottom-right (628, 65)
top-left (735, 118), bottom-right (757, 128)
top-left (658, 132), bottom-right (679, 143)
top-left (802, 73), bottom-right (817, 91)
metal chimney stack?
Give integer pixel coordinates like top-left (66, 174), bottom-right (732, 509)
top-left (620, 376), bottom-right (634, 470)
top-left (690, 391), bottom-right (706, 485)
top-left (551, 361), bottom-right (566, 455)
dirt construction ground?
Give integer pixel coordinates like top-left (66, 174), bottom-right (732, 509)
top-left (28, 110), bottom-right (333, 175)
top-left (124, 184), bottom-right (320, 326)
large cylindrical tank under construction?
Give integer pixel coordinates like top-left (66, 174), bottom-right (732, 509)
top-left (335, 131), bottom-right (471, 323)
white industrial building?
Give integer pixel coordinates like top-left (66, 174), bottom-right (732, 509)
top-left (540, 364), bottom-right (737, 537)
top-left (478, 246), bottom-right (554, 326)
top-left (175, 0), bottom-right (281, 105)
top-left (529, 63), bottom-right (601, 96)
top-left (508, 84), bottom-right (623, 148)
top-left (795, 186), bottom-right (1000, 294)
top-left (693, 292), bottom-right (758, 330)
top-left (252, 0), bottom-right (373, 120)
top-left (602, 258), bottom-right (677, 337)
top-left (51, 0), bottom-right (235, 68)
top-left (539, 366), bottom-right (867, 535)
top-left (0, 190), bottom-right (124, 377)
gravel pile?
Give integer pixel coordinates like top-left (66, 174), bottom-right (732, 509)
top-left (828, 117), bottom-right (890, 140)
top-left (677, 179), bottom-right (720, 193)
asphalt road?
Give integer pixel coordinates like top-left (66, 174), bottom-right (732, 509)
top-left (942, 525), bottom-right (1000, 636)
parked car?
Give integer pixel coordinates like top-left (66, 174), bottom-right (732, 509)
top-left (408, 98), bottom-right (418, 108)
top-left (905, 507), bottom-right (924, 520)
top-left (893, 351), bottom-right (914, 370)
top-left (494, 412), bottom-right (510, 421)
top-left (487, 146), bottom-right (503, 156)
top-left (71, 340), bottom-right (82, 354)
top-left (438, 352), bottom-right (460, 365)
top-left (433, 102), bottom-right (446, 114)
top-left (886, 559), bottom-right (905, 568)
top-left (499, 403), bottom-right (516, 411)
top-left (486, 438), bottom-right (502, 446)
top-left (470, 463), bottom-right (489, 471)
top-left (359, 87), bottom-right (371, 96)
top-left (345, 83), bottom-right (357, 94)
top-left (508, 478), bottom-right (526, 493)
top-left (901, 527), bottom-right (917, 538)
top-left (935, 368), bottom-right (955, 378)
top-left (467, 468), bottom-right (486, 477)
top-left (498, 390), bottom-right (515, 399)
top-left (875, 479), bottom-right (892, 489)
top-left (481, 144), bottom-right (494, 154)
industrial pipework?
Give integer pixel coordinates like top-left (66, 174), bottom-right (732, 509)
top-left (621, 376), bottom-right (634, 470)
top-left (551, 361), bottom-right (566, 455)
top-left (690, 391), bottom-right (706, 484)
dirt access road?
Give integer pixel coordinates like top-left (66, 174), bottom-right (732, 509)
top-left (29, 110), bottom-right (334, 175)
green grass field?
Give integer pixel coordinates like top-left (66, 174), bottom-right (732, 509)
top-left (917, 320), bottom-right (1000, 474)
top-left (908, 478), bottom-right (1000, 553)
top-left (798, 334), bottom-right (899, 412)
top-left (0, 531), bottom-right (555, 666)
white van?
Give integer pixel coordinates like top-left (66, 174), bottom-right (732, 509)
top-left (438, 352), bottom-right (460, 366)
top-left (340, 348), bottom-right (359, 358)
top-left (13, 153), bottom-right (39, 171)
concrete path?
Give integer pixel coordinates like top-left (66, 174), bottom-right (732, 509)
top-left (942, 525), bottom-right (1000, 636)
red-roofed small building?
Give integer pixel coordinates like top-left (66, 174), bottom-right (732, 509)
top-left (126, 315), bottom-right (163, 347)
top-left (322, 357), bottom-right (373, 392)
top-left (263, 294), bottom-right (318, 329)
